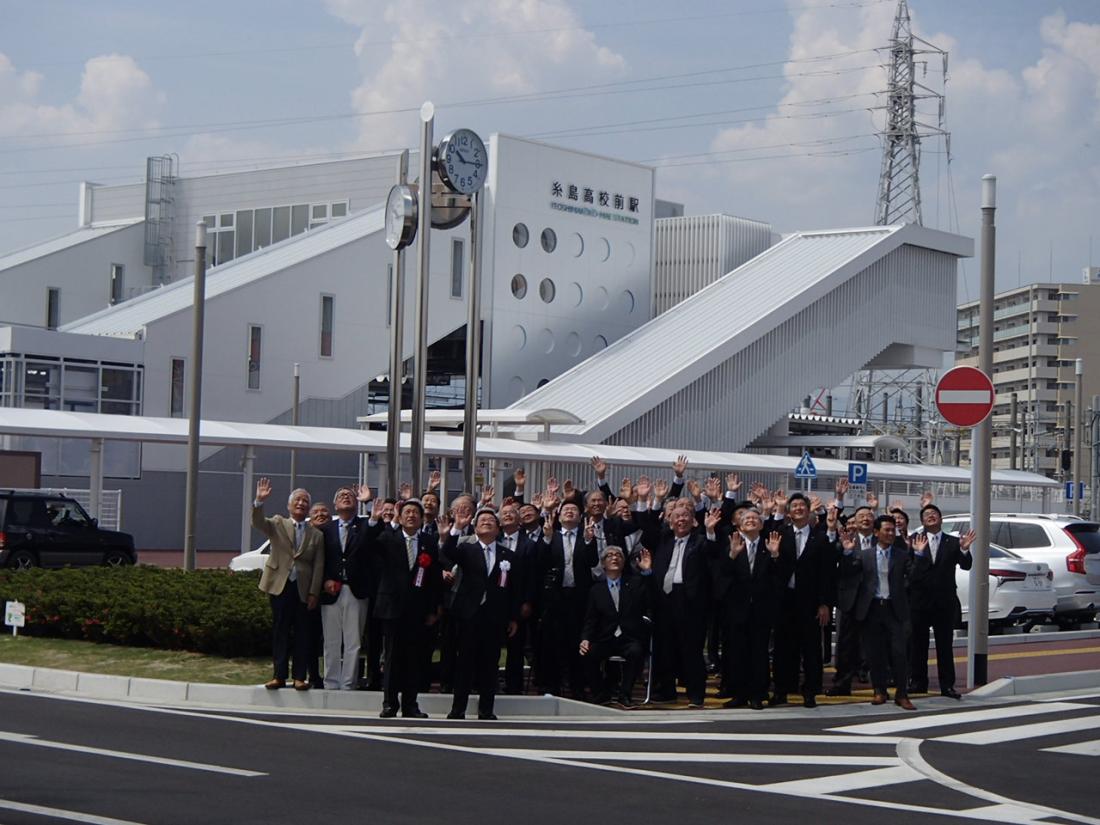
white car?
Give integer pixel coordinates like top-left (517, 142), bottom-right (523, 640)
top-left (954, 542), bottom-right (1056, 630)
top-left (228, 541), bottom-right (269, 572)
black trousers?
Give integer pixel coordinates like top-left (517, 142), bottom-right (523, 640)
top-left (655, 586), bottom-right (707, 704)
top-left (831, 607), bottom-right (861, 689)
top-left (861, 599), bottom-right (909, 697)
top-left (722, 602), bottom-right (772, 703)
top-left (504, 617), bottom-right (530, 693)
top-left (586, 636), bottom-right (644, 702)
top-left (538, 588), bottom-right (587, 697)
top-left (773, 592), bottom-right (825, 697)
top-left (270, 582), bottom-right (311, 681)
top-left (451, 610), bottom-right (506, 716)
top-left (365, 599), bottom-right (384, 687)
top-left (381, 618), bottom-right (429, 712)
top-left (910, 605), bottom-right (956, 691)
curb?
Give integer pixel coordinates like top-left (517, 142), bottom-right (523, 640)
top-left (969, 669), bottom-right (1100, 698)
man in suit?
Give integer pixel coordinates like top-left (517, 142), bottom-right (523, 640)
top-left (537, 500), bottom-right (599, 698)
top-left (251, 478), bottom-right (325, 691)
top-left (909, 504), bottom-right (975, 699)
top-left (839, 514), bottom-right (916, 709)
top-left (579, 545), bottom-right (655, 708)
top-left (318, 486), bottom-right (373, 691)
top-left (772, 493), bottom-right (838, 708)
top-left (363, 497), bottom-right (443, 718)
top-left (712, 507), bottom-right (792, 709)
top-left (827, 505), bottom-right (875, 696)
top-left (634, 497), bottom-right (715, 708)
top-left (497, 501), bottom-right (539, 694)
top-left (306, 502), bottom-right (331, 688)
top-left (440, 509), bottom-right (521, 720)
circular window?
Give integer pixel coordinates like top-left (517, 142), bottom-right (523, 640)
top-left (510, 273), bottom-right (528, 299)
top-left (596, 286), bottom-right (610, 310)
top-left (567, 331), bottom-right (582, 356)
top-left (510, 376), bottom-right (526, 397)
top-left (569, 282), bottom-right (584, 307)
top-left (539, 278), bottom-right (556, 303)
top-left (513, 223), bottom-right (529, 248)
top-left (537, 378), bottom-right (550, 388)
top-left (597, 237), bottom-right (611, 262)
top-left (540, 228), bottom-right (557, 253)
top-left (594, 335), bottom-right (608, 351)
top-left (511, 325), bottom-right (527, 350)
top-left (621, 289), bottom-right (635, 314)
top-left (624, 241), bottom-right (636, 266)
top-left (569, 232), bottom-right (584, 257)
top-left (539, 328), bottom-right (555, 354)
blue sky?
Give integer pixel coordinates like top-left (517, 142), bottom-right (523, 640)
top-left (1, 0), bottom-right (1097, 298)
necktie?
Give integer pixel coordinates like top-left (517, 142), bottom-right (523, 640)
top-left (563, 530), bottom-right (576, 588)
top-left (483, 544), bottom-right (493, 573)
top-left (610, 579), bottom-right (620, 611)
top-left (796, 528), bottom-right (806, 558)
top-left (930, 533), bottom-right (939, 564)
top-left (340, 520), bottom-right (350, 551)
top-left (405, 534), bottom-right (415, 571)
top-left (663, 537), bottom-right (685, 594)
top-left (295, 520), bottom-right (304, 549)
top-left (876, 548), bottom-right (887, 597)
top-left (748, 539), bottom-right (757, 574)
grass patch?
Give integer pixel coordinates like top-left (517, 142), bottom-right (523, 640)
top-left (0, 635), bottom-right (271, 685)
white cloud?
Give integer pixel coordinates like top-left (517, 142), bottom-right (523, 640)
top-left (323, 0), bottom-right (627, 149)
top-left (0, 52), bottom-right (163, 142)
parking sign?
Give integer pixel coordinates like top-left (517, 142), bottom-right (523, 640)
top-left (848, 463), bottom-right (868, 485)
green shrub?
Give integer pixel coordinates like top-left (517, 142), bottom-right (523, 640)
top-left (0, 566), bottom-right (270, 657)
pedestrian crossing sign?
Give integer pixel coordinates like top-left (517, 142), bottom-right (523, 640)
top-left (794, 451), bottom-right (817, 480)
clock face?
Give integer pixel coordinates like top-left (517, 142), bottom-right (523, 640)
top-left (385, 184), bottom-right (417, 250)
top-left (438, 129), bottom-right (487, 195)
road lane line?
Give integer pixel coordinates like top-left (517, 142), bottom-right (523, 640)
top-left (0, 731), bottom-right (266, 777)
top-left (759, 764), bottom-right (922, 794)
top-left (934, 714), bottom-right (1100, 745)
top-left (0, 798), bottom-right (148, 825)
top-left (827, 702), bottom-right (1090, 735)
top-left (471, 749), bottom-right (901, 765)
top-left (1042, 738), bottom-right (1100, 756)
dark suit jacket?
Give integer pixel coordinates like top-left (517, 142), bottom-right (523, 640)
top-left (320, 516), bottom-right (371, 603)
top-left (634, 509), bottom-right (713, 607)
top-left (842, 543), bottom-right (913, 623)
top-left (712, 533), bottom-right (793, 623)
top-left (498, 529), bottom-right (540, 609)
top-left (779, 524), bottom-right (837, 615)
top-left (582, 572), bottom-right (655, 645)
top-left (538, 527), bottom-right (599, 598)
top-left (363, 521), bottom-right (443, 621)
top-left (836, 532), bottom-right (875, 613)
top-left (439, 534), bottom-right (520, 623)
top-left (908, 530), bottom-right (971, 613)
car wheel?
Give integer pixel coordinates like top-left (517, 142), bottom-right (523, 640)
top-left (8, 549), bottom-right (36, 570)
top-left (103, 549), bottom-right (132, 567)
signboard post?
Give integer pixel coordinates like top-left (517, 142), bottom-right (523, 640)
top-left (4, 600), bottom-right (25, 637)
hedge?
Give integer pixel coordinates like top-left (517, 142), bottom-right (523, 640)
top-left (0, 566), bottom-right (271, 658)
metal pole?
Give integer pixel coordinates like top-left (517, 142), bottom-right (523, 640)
top-left (1009, 392), bottom-right (1018, 470)
top-left (289, 362), bottom-right (300, 489)
top-left (386, 150), bottom-right (409, 499)
top-left (968, 174), bottom-right (995, 688)
top-left (409, 102), bottom-right (434, 494)
top-left (88, 438), bottom-right (103, 522)
top-left (461, 190), bottom-right (483, 493)
top-left (1073, 358), bottom-right (1084, 515)
top-left (183, 221), bottom-right (207, 572)
top-left (1091, 395), bottom-right (1100, 519)
top-left (240, 445), bottom-right (255, 555)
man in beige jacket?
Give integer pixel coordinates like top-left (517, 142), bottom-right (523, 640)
top-left (252, 477), bottom-right (325, 690)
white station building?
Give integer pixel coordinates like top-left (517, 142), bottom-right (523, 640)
top-left (1, 133), bottom-right (1049, 554)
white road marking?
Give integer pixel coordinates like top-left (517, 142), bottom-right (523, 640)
top-left (0, 731), bottom-right (266, 777)
top-left (828, 702), bottom-right (1090, 735)
top-left (759, 764), bottom-right (922, 794)
top-left (934, 714), bottom-right (1100, 745)
top-left (1042, 738), bottom-right (1100, 756)
top-left (470, 749), bottom-right (901, 766)
top-left (0, 798), bottom-right (148, 825)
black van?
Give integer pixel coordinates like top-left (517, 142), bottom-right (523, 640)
top-left (0, 491), bottom-right (136, 569)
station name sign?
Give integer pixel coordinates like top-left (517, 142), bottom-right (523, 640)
top-left (550, 180), bottom-right (640, 226)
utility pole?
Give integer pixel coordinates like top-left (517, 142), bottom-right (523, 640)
top-left (183, 222), bottom-right (207, 572)
top-left (386, 151), bottom-right (409, 499)
top-left (409, 102), bottom-right (434, 493)
top-left (461, 190), bottom-right (483, 494)
top-left (1073, 359), bottom-right (1084, 515)
top-left (1009, 392), bottom-right (1019, 470)
top-left (289, 363), bottom-right (300, 489)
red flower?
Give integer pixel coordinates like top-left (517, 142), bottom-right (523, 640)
top-left (417, 553), bottom-right (432, 569)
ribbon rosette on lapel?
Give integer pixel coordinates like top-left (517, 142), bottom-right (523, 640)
top-left (414, 552), bottom-right (432, 588)
top-left (498, 560), bottom-right (511, 588)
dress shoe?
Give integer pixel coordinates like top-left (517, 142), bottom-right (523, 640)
top-left (825, 686), bottom-right (851, 697)
top-left (723, 698), bottom-right (748, 709)
top-left (895, 696), bottom-right (916, 710)
top-left (651, 692), bottom-right (678, 704)
top-left (715, 689), bottom-right (734, 700)
top-left (803, 695), bottom-right (817, 708)
top-left (309, 680), bottom-right (324, 690)
top-left (379, 706), bottom-right (398, 719)
top-left (478, 712), bottom-right (498, 721)
top-left (402, 708), bottom-right (429, 719)
top-left (941, 688), bottom-right (962, 700)
top-left (870, 693), bottom-right (888, 706)
top-left (749, 700), bottom-right (765, 710)
top-left (686, 701), bottom-right (706, 710)
top-left (618, 697), bottom-right (638, 710)
top-left (768, 694), bottom-right (789, 707)
top-left (293, 679), bottom-right (310, 691)
top-left (909, 682), bottom-right (929, 694)
top-left (446, 710), bottom-right (465, 720)
top-left (264, 678), bottom-right (286, 690)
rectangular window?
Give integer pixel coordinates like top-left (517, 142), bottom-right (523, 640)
top-left (450, 238), bottom-right (464, 299)
top-left (170, 358), bottom-right (185, 417)
top-left (291, 204), bottom-right (309, 236)
top-left (236, 210), bottom-right (254, 257)
top-left (254, 207), bottom-right (272, 249)
top-left (272, 206), bottom-right (291, 243)
top-left (320, 295), bottom-right (334, 358)
top-left (331, 201), bottom-right (348, 218)
top-left (311, 204), bottom-right (327, 220)
top-left (217, 229), bottom-right (235, 265)
top-left (109, 264), bottom-right (124, 305)
top-left (46, 288), bottom-right (60, 330)
top-left (247, 325), bottom-right (262, 390)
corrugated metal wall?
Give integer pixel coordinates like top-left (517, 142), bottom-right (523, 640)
top-left (652, 214), bottom-right (773, 316)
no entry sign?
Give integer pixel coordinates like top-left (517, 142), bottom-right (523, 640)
top-left (936, 366), bottom-right (995, 427)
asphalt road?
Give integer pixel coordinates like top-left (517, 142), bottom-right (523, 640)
top-left (1, 689), bottom-right (1098, 825)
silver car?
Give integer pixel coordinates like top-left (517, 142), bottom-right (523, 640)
top-left (942, 514), bottom-right (1100, 626)
top-left (954, 542), bottom-right (1056, 630)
